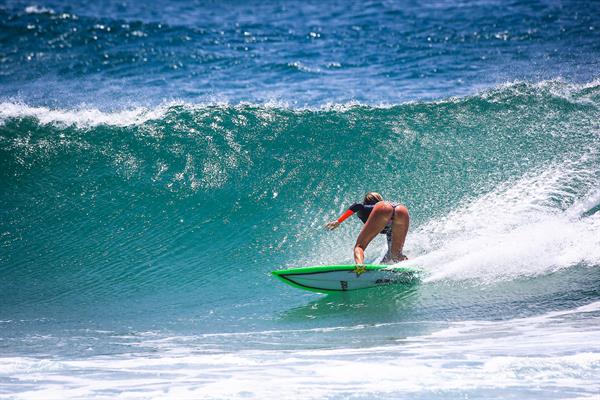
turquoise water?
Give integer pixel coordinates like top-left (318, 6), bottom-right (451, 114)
top-left (1, 1), bottom-right (600, 399)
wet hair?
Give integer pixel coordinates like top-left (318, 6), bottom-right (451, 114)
top-left (363, 192), bottom-right (383, 205)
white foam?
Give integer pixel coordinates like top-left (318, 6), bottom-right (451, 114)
top-left (2, 302), bottom-right (599, 399)
top-left (24, 5), bottom-right (55, 14)
top-left (405, 159), bottom-right (600, 283)
top-left (0, 102), bottom-right (173, 128)
top-left (0, 100), bottom-right (298, 130)
top-left (482, 77), bottom-right (600, 104)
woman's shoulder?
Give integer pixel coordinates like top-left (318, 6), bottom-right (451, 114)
top-left (349, 202), bottom-right (363, 211)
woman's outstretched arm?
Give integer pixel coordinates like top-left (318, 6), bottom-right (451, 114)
top-left (325, 209), bottom-right (354, 230)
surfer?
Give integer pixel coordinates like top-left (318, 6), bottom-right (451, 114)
top-left (325, 192), bottom-right (409, 265)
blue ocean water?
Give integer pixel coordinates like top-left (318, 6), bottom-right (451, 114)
top-left (1, 1), bottom-right (600, 399)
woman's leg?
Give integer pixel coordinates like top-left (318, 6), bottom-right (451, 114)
top-left (390, 205), bottom-right (410, 261)
top-left (381, 232), bottom-right (394, 264)
top-left (354, 202), bottom-right (394, 264)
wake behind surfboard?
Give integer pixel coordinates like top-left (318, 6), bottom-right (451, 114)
top-left (272, 264), bottom-right (421, 294)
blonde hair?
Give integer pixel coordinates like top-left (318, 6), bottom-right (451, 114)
top-left (363, 192), bottom-right (383, 205)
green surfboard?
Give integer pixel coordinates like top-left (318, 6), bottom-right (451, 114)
top-left (272, 264), bottom-right (421, 294)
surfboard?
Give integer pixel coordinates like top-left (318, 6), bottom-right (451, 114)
top-left (271, 264), bottom-right (421, 294)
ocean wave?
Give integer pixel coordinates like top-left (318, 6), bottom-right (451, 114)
top-left (1, 77), bottom-right (598, 311)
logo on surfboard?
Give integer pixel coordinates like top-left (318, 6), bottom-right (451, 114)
top-left (352, 265), bottom-right (367, 277)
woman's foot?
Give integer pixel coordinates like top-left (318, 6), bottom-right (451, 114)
top-left (381, 253), bottom-right (408, 264)
top-left (392, 254), bottom-right (408, 262)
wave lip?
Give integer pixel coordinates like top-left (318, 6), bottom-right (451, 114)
top-left (1, 79), bottom-right (599, 127)
top-left (0, 101), bottom-right (172, 127)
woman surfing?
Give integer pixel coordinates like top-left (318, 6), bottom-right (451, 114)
top-left (325, 192), bottom-right (409, 265)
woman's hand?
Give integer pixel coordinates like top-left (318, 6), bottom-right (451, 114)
top-left (325, 220), bottom-right (340, 230)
